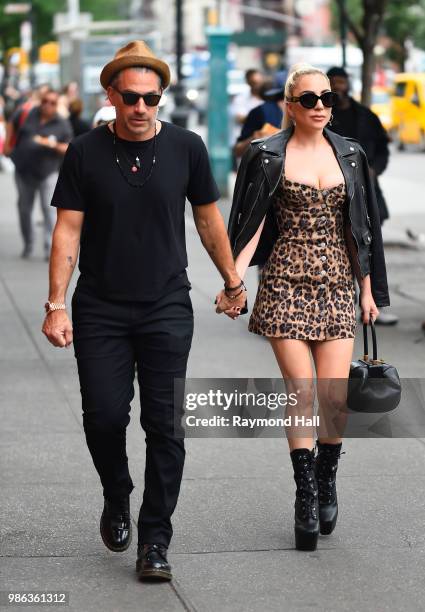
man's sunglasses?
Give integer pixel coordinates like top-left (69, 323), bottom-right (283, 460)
top-left (41, 98), bottom-right (58, 106)
top-left (286, 91), bottom-right (338, 109)
top-left (113, 88), bottom-right (162, 107)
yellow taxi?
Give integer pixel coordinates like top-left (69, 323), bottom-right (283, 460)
top-left (390, 73), bottom-right (425, 150)
top-left (371, 86), bottom-right (393, 132)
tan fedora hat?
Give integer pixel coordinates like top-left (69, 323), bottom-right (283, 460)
top-left (100, 40), bottom-right (170, 90)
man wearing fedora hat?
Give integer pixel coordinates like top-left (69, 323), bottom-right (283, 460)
top-left (42, 41), bottom-right (246, 581)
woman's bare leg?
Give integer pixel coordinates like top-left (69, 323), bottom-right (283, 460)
top-left (268, 338), bottom-right (315, 451)
top-left (310, 338), bottom-right (354, 443)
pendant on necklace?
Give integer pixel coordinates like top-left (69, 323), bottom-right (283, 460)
top-left (131, 156), bottom-right (141, 172)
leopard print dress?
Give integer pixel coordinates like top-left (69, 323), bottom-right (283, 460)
top-left (248, 176), bottom-right (356, 340)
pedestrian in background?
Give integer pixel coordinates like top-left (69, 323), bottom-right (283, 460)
top-left (327, 66), bottom-right (398, 326)
top-left (9, 88), bottom-right (72, 260)
top-left (42, 40), bottom-right (246, 582)
top-left (57, 81), bottom-right (79, 119)
top-left (230, 68), bottom-right (264, 141)
top-left (92, 101), bottom-right (116, 127)
top-left (69, 99), bottom-right (91, 137)
top-left (3, 84), bottom-right (50, 156)
top-left (233, 71), bottom-right (286, 159)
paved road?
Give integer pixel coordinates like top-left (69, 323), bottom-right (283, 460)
top-left (1, 145), bottom-right (425, 612)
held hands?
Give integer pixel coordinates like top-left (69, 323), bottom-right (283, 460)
top-left (42, 310), bottom-right (73, 347)
top-left (215, 279), bottom-right (247, 320)
top-left (360, 291), bottom-right (379, 324)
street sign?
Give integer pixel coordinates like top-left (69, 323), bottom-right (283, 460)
top-left (4, 3), bottom-right (31, 14)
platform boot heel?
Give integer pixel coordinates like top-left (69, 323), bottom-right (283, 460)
top-left (290, 447), bottom-right (319, 551)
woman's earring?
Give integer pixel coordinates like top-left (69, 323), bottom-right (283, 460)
top-left (328, 113), bottom-right (334, 126)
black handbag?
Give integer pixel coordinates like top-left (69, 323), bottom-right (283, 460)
top-left (347, 320), bottom-right (401, 413)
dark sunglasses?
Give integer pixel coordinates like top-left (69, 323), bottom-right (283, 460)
top-left (286, 91), bottom-right (338, 109)
top-left (113, 88), bottom-right (162, 107)
top-left (41, 98), bottom-right (58, 106)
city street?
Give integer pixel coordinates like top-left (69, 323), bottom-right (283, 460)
top-left (1, 143), bottom-right (425, 612)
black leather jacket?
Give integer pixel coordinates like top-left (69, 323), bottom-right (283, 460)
top-left (228, 126), bottom-right (390, 307)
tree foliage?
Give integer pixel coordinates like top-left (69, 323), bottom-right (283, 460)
top-left (0, 0), bottom-right (62, 54)
top-left (332, 0), bottom-right (425, 73)
top-left (384, 0), bottom-right (425, 67)
top-left (333, 0), bottom-right (388, 105)
top-left (0, 0), bottom-right (129, 55)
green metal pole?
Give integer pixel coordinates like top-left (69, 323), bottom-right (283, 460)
top-left (206, 26), bottom-right (231, 197)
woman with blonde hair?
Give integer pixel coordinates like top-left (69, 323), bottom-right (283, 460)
top-left (221, 64), bottom-right (390, 551)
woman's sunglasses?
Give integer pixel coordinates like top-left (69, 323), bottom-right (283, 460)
top-left (113, 88), bottom-right (162, 107)
top-left (286, 91), bottom-right (338, 109)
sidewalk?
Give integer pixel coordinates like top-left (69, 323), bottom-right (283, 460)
top-left (1, 168), bottom-right (425, 612)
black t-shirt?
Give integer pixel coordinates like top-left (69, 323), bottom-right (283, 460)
top-left (51, 121), bottom-right (220, 301)
top-left (11, 107), bottom-right (73, 179)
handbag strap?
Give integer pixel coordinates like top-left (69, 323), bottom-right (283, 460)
top-left (362, 319), bottom-right (378, 362)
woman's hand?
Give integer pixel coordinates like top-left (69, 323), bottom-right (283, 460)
top-left (360, 290), bottom-right (379, 324)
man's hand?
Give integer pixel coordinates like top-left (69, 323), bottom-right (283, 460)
top-left (42, 310), bottom-right (73, 347)
top-left (215, 288), bottom-right (247, 319)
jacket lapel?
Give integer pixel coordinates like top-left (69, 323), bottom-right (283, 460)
top-left (254, 127), bottom-right (293, 197)
top-left (252, 126), bottom-right (359, 200)
top-left (324, 127), bottom-right (357, 201)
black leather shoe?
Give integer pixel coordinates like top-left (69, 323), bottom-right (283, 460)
top-left (290, 447), bottom-right (319, 551)
top-left (314, 441), bottom-right (345, 535)
top-left (100, 496), bottom-right (132, 552)
top-left (136, 544), bottom-right (172, 581)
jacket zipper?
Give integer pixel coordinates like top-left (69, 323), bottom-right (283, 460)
top-left (234, 177), bottom-right (265, 246)
top-left (361, 184), bottom-right (371, 226)
top-left (347, 189), bottom-right (362, 271)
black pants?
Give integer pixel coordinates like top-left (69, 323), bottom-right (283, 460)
top-left (71, 283), bottom-right (194, 548)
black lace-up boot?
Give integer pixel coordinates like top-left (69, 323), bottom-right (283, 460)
top-left (314, 440), bottom-right (345, 535)
top-left (290, 447), bottom-right (319, 551)
top-left (100, 496), bottom-right (132, 552)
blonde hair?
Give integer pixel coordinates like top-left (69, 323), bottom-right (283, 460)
top-left (282, 63), bottom-right (330, 129)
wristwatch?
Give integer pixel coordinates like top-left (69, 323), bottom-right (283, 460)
top-left (44, 301), bottom-right (66, 314)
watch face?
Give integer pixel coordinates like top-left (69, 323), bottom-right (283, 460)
top-left (45, 302), bottom-right (50, 313)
